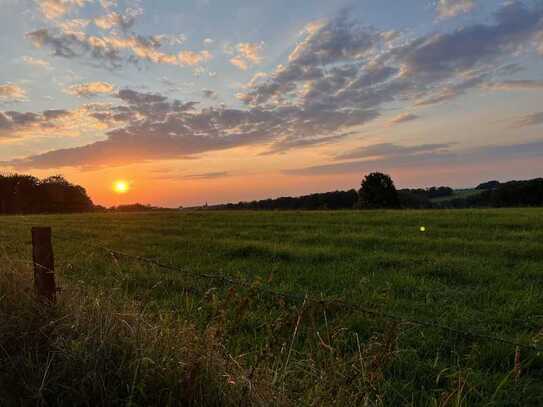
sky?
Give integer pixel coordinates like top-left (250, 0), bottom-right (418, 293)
top-left (1, 0), bottom-right (543, 207)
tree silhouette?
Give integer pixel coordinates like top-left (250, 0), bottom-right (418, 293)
top-left (0, 174), bottom-right (94, 214)
top-left (358, 172), bottom-right (400, 209)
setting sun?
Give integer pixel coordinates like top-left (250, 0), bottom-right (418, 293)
top-left (113, 180), bottom-right (129, 194)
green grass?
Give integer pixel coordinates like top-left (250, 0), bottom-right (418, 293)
top-left (1, 209), bottom-right (543, 405)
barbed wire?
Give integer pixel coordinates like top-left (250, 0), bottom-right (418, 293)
top-left (1, 219), bottom-right (542, 352)
top-left (95, 245), bottom-right (543, 352)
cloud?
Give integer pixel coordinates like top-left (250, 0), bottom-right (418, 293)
top-left (335, 143), bottom-right (450, 160)
top-left (0, 84), bottom-right (27, 102)
top-left (393, 2), bottom-right (543, 79)
top-left (22, 56), bottom-right (51, 69)
top-left (0, 108), bottom-right (84, 139)
top-left (99, 0), bottom-right (117, 9)
top-left (181, 171), bottom-right (229, 180)
top-left (202, 89), bottom-right (218, 99)
top-left (238, 42), bottom-right (264, 64)
top-left (261, 133), bottom-right (353, 156)
top-left (27, 1), bottom-right (206, 71)
top-left (0, 84), bottom-right (26, 102)
top-left (229, 42), bottom-right (264, 70)
top-left (388, 112), bottom-right (419, 126)
top-left (509, 112), bottom-right (543, 128)
top-left (37, 0), bottom-right (89, 20)
top-left (485, 80), bottom-right (543, 91)
top-left (285, 140), bottom-right (543, 175)
top-left (94, 9), bottom-right (141, 32)
top-left (3, 89), bottom-right (273, 167)
top-left (26, 28), bottom-right (213, 69)
top-left (4, 86), bottom-right (379, 169)
top-left (7, 3), bottom-right (543, 170)
top-left (230, 56), bottom-right (249, 71)
top-left (66, 81), bottom-right (116, 97)
top-left (415, 71), bottom-right (489, 106)
top-left (178, 50), bottom-right (212, 66)
top-left (57, 18), bottom-right (91, 34)
top-left (241, 2), bottom-right (543, 113)
top-left (154, 34), bottom-right (187, 46)
top-left (436, 0), bottom-right (475, 20)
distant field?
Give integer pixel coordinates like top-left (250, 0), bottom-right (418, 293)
top-left (2, 209), bottom-right (543, 405)
top-left (430, 188), bottom-right (483, 203)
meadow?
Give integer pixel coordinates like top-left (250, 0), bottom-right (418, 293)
top-left (1, 209), bottom-right (543, 405)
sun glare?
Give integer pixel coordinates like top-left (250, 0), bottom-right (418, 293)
top-left (113, 180), bottom-right (129, 194)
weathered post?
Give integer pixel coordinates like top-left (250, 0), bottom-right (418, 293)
top-left (31, 227), bottom-right (56, 303)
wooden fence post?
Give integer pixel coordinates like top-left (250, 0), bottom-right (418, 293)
top-left (31, 227), bottom-right (56, 303)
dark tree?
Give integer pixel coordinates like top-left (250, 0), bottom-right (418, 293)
top-left (0, 173), bottom-right (94, 214)
top-left (358, 172), bottom-right (400, 209)
top-left (209, 189), bottom-right (359, 210)
top-left (476, 180), bottom-right (500, 190)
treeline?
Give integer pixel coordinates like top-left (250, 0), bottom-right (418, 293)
top-left (0, 174), bottom-right (94, 214)
top-left (214, 190), bottom-right (359, 210)
top-left (2, 172), bottom-right (542, 214)
top-left (209, 174), bottom-right (543, 211)
top-left (439, 178), bottom-right (543, 208)
top-left (101, 203), bottom-right (176, 212)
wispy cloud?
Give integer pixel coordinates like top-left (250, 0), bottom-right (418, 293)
top-left (181, 171), bottom-right (229, 180)
top-left (27, 2), bottom-right (208, 71)
top-left (37, 0), bottom-right (90, 20)
top-left (65, 81), bottom-right (116, 97)
top-left (202, 89), bottom-right (218, 100)
top-left (285, 140), bottom-right (543, 176)
top-left (509, 112), bottom-right (543, 128)
top-left (485, 80), bottom-right (543, 91)
top-left (0, 107), bottom-right (105, 140)
top-left (334, 143), bottom-right (451, 161)
top-left (22, 56), bottom-right (51, 69)
top-left (388, 112), bottom-right (419, 126)
top-left (261, 133), bottom-right (353, 156)
top-left (178, 50), bottom-right (212, 66)
top-left (26, 28), bottom-right (212, 69)
top-left (0, 84), bottom-right (26, 102)
top-left (94, 8), bottom-right (142, 32)
top-left (229, 42), bottom-right (264, 70)
top-left (436, 0), bottom-right (476, 20)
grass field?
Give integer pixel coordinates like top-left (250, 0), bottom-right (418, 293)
top-left (2, 209), bottom-right (543, 405)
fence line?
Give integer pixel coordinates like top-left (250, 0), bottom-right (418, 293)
top-left (1, 220), bottom-right (542, 352)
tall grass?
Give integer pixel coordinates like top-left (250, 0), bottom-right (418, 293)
top-left (2, 259), bottom-right (400, 406)
top-left (0, 262), bottom-right (263, 406)
top-left (2, 210), bottom-right (543, 405)
top-left (2, 259), bottom-right (537, 406)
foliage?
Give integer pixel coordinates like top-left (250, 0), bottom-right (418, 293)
top-left (0, 174), bottom-right (94, 214)
top-left (435, 179), bottom-right (543, 208)
top-left (477, 178), bottom-right (543, 207)
top-left (357, 172), bottom-right (400, 209)
top-left (110, 203), bottom-right (174, 212)
top-left (213, 189), bottom-right (359, 210)
top-left (397, 190), bottom-right (433, 208)
top-left (476, 180), bottom-right (501, 190)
